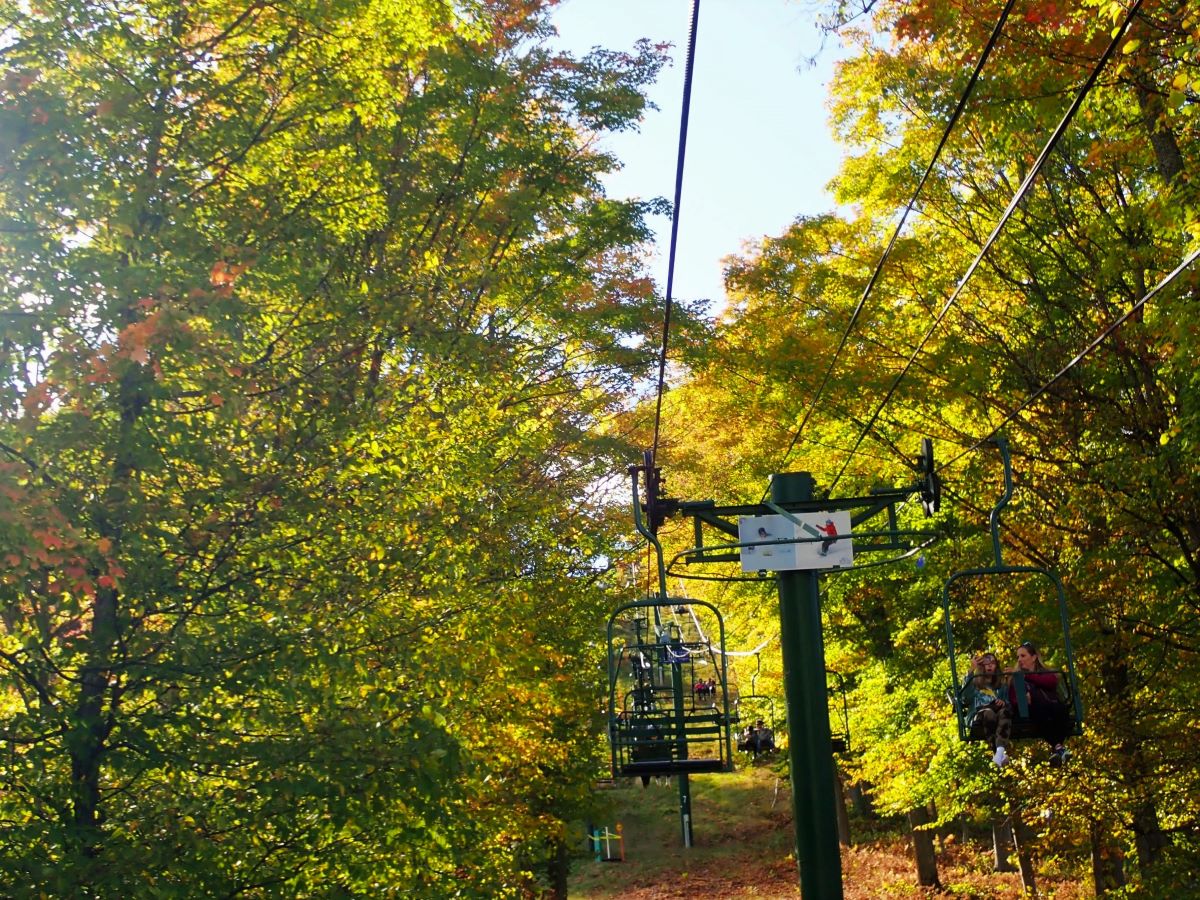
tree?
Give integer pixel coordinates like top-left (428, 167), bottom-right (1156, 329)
top-left (1, 0), bottom-right (672, 891)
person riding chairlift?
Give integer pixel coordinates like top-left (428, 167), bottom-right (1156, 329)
top-left (1009, 640), bottom-right (1073, 767)
top-left (739, 719), bottom-right (775, 756)
top-left (960, 651), bottom-right (1012, 767)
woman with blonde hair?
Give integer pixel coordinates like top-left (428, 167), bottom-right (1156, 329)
top-left (960, 652), bottom-right (1012, 766)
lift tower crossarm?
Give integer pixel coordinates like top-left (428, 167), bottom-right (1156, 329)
top-left (670, 482), bottom-right (928, 565)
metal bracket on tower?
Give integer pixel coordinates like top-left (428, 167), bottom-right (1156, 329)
top-left (917, 437), bottom-right (941, 516)
top-left (636, 449), bottom-right (679, 535)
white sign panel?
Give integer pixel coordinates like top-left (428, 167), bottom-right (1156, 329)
top-left (738, 515), bottom-right (797, 571)
top-left (739, 511), bottom-right (854, 572)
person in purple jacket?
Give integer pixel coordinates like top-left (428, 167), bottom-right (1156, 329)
top-left (1009, 640), bottom-right (1073, 766)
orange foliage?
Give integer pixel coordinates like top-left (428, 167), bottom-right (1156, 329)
top-left (116, 310), bottom-right (162, 365)
top-left (21, 380), bottom-right (54, 415)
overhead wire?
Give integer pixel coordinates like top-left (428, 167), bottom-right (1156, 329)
top-left (668, 579), bottom-right (778, 656)
top-left (939, 243), bottom-right (1200, 472)
top-left (649, 0), bottom-right (702, 467)
top-left (827, 0), bottom-right (1147, 495)
top-left (714, 634), bottom-right (777, 659)
top-left (761, 0), bottom-right (1020, 500)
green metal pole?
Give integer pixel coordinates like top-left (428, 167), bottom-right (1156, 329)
top-left (772, 471), bottom-right (844, 899)
top-left (670, 636), bottom-right (693, 847)
top-left (677, 772), bottom-right (693, 847)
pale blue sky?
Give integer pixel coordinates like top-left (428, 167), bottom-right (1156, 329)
top-left (550, 0), bottom-right (845, 312)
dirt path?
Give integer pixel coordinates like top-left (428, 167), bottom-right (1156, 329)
top-left (571, 767), bottom-right (1084, 899)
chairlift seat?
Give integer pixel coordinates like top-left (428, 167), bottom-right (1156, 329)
top-left (608, 597), bottom-right (736, 778)
top-left (939, 438), bottom-right (1086, 745)
top-left (618, 757), bottom-right (726, 777)
top-left (954, 669), bottom-right (1081, 742)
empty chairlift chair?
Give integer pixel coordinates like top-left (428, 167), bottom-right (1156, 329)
top-left (608, 598), bottom-right (735, 779)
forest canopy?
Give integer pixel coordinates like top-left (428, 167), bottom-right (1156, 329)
top-left (0, 0), bottom-right (687, 893)
top-left (2, 0), bottom-right (1199, 895)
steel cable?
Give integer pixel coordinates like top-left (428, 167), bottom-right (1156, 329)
top-left (764, 0), bottom-right (1019, 496)
top-left (940, 244), bottom-right (1200, 472)
top-left (650, 0), bottom-right (702, 467)
top-left (827, 0), bottom-right (1146, 494)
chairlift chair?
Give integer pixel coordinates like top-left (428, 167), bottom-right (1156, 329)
top-left (941, 437), bottom-right (1084, 742)
top-left (827, 669), bottom-right (851, 754)
top-left (607, 597), bottom-right (735, 778)
top-left (727, 653), bottom-right (775, 754)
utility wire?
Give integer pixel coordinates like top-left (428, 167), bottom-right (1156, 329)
top-left (827, 0), bottom-right (1146, 495)
top-left (762, 0), bottom-right (1019, 499)
top-left (650, 0), bottom-right (701, 467)
top-left (940, 244), bottom-right (1200, 471)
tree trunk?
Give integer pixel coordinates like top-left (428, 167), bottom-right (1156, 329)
top-left (1124, 10), bottom-right (1186, 186)
top-left (992, 819), bottom-right (1017, 873)
top-left (70, 361), bottom-right (149, 853)
top-left (1132, 800), bottom-right (1170, 871)
top-left (1090, 819), bottom-right (1126, 894)
top-left (1101, 635), bottom-right (1169, 876)
top-left (848, 780), bottom-right (874, 819)
top-left (834, 767), bottom-right (851, 848)
top-left (1010, 808), bottom-right (1038, 897)
top-left (547, 835), bottom-right (569, 900)
top-left (1135, 82), bottom-right (1186, 184)
top-left (906, 805), bottom-right (941, 889)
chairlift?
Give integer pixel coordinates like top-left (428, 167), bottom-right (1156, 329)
top-left (607, 597), bottom-right (735, 779)
top-left (827, 669), bottom-right (851, 754)
top-left (941, 437), bottom-right (1084, 742)
top-left (732, 653), bottom-right (779, 758)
